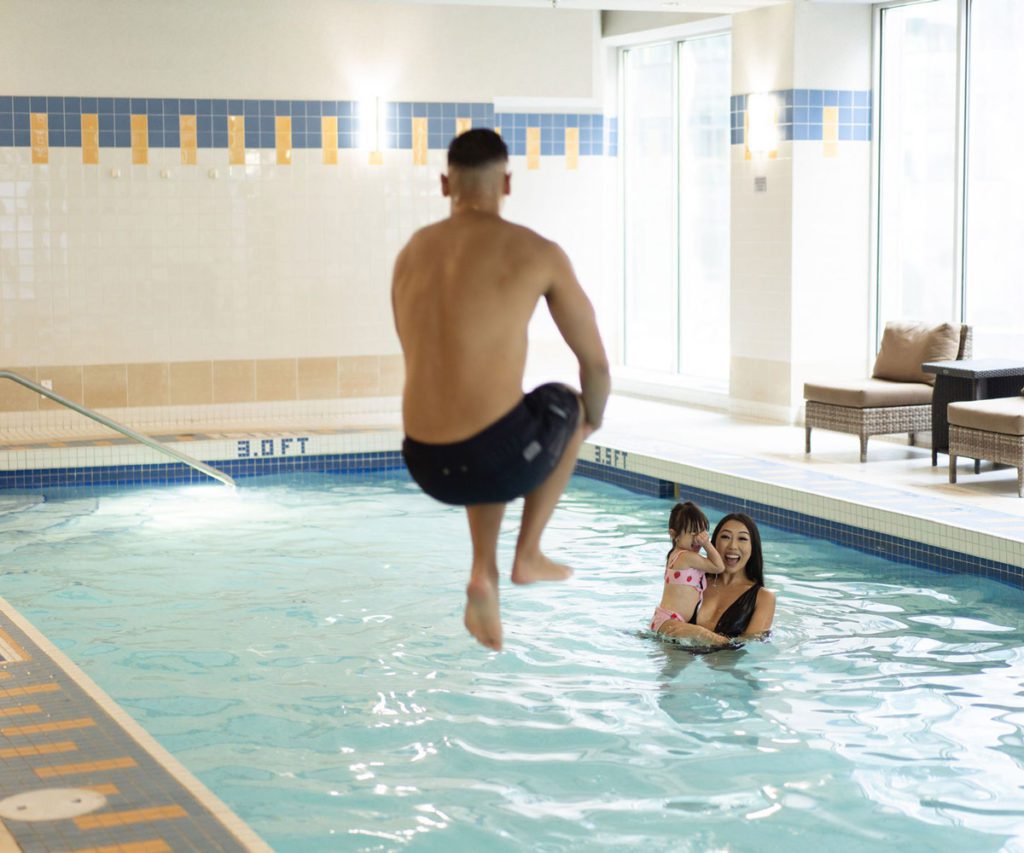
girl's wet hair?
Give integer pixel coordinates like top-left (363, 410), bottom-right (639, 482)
top-left (710, 512), bottom-right (765, 585)
top-left (668, 501), bottom-right (709, 536)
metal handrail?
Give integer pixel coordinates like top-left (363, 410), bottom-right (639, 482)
top-left (0, 370), bottom-right (235, 488)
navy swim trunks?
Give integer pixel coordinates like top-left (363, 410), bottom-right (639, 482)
top-left (402, 383), bottom-right (581, 506)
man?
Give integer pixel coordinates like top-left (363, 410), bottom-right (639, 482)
top-left (391, 128), bottom-right (610, 651)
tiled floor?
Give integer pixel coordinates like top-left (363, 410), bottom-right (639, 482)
top-left (0, 600), bottom-right (270, 852)
top-left (598, 395), bottom-right (1024, 524)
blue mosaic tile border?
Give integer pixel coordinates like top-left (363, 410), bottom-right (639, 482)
top-left (730, 89), bottom-right (873, 144)
top-left (0, 96), bottom-right (616, 157)
top-left (0, 451), bottom-right (406, 490)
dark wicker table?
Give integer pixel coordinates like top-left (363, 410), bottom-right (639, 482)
top-left (922, 358), bottom-right (1024, 467)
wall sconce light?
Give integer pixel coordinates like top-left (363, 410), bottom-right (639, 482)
top-left (360, 95), bottom-right (385, 165)
top-left (746, 92), bottom-right (778, 191)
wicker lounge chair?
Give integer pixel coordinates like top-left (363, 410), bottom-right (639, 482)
top-left (948, 393), bottom-right (1024, 497)
top-left (804, 322), bottom-right (971, 463)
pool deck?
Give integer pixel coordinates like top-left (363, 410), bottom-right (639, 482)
top-left (0, 597), bottom-right (270, 852)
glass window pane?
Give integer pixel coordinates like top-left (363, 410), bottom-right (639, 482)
top-left (623, 43), bottom-right (676, 372)
top-left (877, 0), bottom-right (958, 326)
top-left (965, 0), bottom-right (1024, 356)
top-left (678, 34), bottom-right (731, 386)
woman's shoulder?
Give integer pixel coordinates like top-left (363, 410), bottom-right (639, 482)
top-left (755, 586), bottom-right (776, 610)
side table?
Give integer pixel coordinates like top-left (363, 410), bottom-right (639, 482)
top-left (922, 358), bottom-right (1024, 468)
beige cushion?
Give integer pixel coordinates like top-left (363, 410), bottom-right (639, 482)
top-left (871, 322), bottom-right (961, 385)
top-left (804, 378), bottom-right (933, 408)
top-left (948, 397), bottom-right (1024, 436)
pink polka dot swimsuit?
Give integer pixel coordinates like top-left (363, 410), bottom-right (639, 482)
top-left (650, 547), bottom-right (706, 632)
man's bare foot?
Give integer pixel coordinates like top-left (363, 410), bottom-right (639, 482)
top-left (510, 552), bottom-right (573, 585)
top-left (464, 577), bottom-right (502, 650)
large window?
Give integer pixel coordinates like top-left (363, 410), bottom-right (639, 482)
top-left (877, 0), bottom-right (1024, 355)
top-left (622, 43), bottom-right (676, 373)
top-left (964, 0), bottom-right (1024, 356)
top-left (622, 32), bottom-right (731, 386)
top-left (877, 0), bottom-right (958, 324)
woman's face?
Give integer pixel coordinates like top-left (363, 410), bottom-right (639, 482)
top-left (714, 519), bottom-right (751, 574)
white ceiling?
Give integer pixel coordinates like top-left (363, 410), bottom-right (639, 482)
top-left (368, 0), bottom-right (874, 15)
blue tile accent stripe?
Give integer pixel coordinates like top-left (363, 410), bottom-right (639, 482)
top-left (0, 95), bottom-right (614, 156)
top-left (730, 89), bottom-right (873, 145)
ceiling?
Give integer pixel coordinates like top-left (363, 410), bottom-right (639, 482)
top-left (368, 0), bottom-right (874, 15)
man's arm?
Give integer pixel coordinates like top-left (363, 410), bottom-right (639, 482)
top-left (544, 243), bottom-right (610, 430)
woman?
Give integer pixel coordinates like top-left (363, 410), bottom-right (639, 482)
top-left (656, 512), bottom-right (775, 646)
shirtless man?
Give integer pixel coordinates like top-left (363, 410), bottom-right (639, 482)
top-left (392, 129), bottom-right (610, 651)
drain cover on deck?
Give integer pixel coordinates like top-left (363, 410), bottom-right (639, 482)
top-left (0, 788), bottom-right (107, 821)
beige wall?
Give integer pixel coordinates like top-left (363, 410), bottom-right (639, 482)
top-left (0, 0), bottom-right (610, 416)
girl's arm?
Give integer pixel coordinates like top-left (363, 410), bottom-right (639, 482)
top-left (678, 532), bottom-right (726, 574)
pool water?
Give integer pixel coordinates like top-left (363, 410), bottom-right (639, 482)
top-left (2, 474), bottom-right (1024, 852)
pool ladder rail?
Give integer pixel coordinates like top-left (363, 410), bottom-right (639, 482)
top-left (0, 370), bottom-right (236, 488)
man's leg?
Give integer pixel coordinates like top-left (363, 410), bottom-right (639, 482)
top-left (465, 502), bottom-right (506, 650)
top-left (511, 396), bottom-right (586, 584)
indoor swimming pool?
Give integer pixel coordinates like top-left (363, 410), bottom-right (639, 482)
top-left (1, 473), bottom-right (1023, 851)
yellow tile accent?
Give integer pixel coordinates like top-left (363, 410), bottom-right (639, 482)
top-left (82, 783), bottom-right (120, 796)
top-left (0, 628), bottom-right (30, 662)
top-left (0, 740), bottom-right (78, 758)
top-left (456, 117), bottom-right (471, 136)
top-left (565, 127), bottom-right (579, 171)
top-left (412, 117), bottom-right (428, 166)
top-left (0, 821), bottom-right (17, 852)
top-left (228, 115), bottom-right (245, 165)
top-left (131, 114), bottom-right (148, 165)
top-left (31, 112), bottom-right (48, 164)
top-left (369, 149), bottom-right (383, 165)
top-left (82, 113), bottom-right (99, 165)
top-left (526, 126), bottom-right (541, 170)
top-left (75, 804), bottom-right (188, 830)
top-left (823, 105), bottom-right (839, 158)
top-left (0, 703), bottom-right (42, 718)
top-left (2, 681), bottom-right (59, 698)
top-left (322, 116), bottom-right (338, 165)
top-left (180, 114), bottom-right (197, 165)
top-left (56, 840), bottom-right (171, 853)
top-left (2, 717), bottom-right (95, 737)
top-left (276, 115), bottom-right (292, 165)
top-left (36, 756), bottom-right (138, 778)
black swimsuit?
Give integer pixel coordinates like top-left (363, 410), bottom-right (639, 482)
top-left (689, 583), bottom-right (762, 638)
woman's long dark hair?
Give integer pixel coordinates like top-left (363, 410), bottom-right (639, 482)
top-left (710, 512), bottom-right (764, 585)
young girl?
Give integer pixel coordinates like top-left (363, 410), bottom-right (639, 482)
top-left (650, 501), bottom-right (725, 634)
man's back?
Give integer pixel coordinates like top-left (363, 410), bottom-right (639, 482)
top-left (393, 211), bottom-right (553, 443)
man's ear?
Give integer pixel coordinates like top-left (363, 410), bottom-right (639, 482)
top-left (441, 173), bottom-right (451, 197)
top-left (503, 172), bottom-right (511, 196)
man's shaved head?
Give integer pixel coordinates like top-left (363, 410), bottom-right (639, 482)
top-left (447, 128), bottom-right (508, 169)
